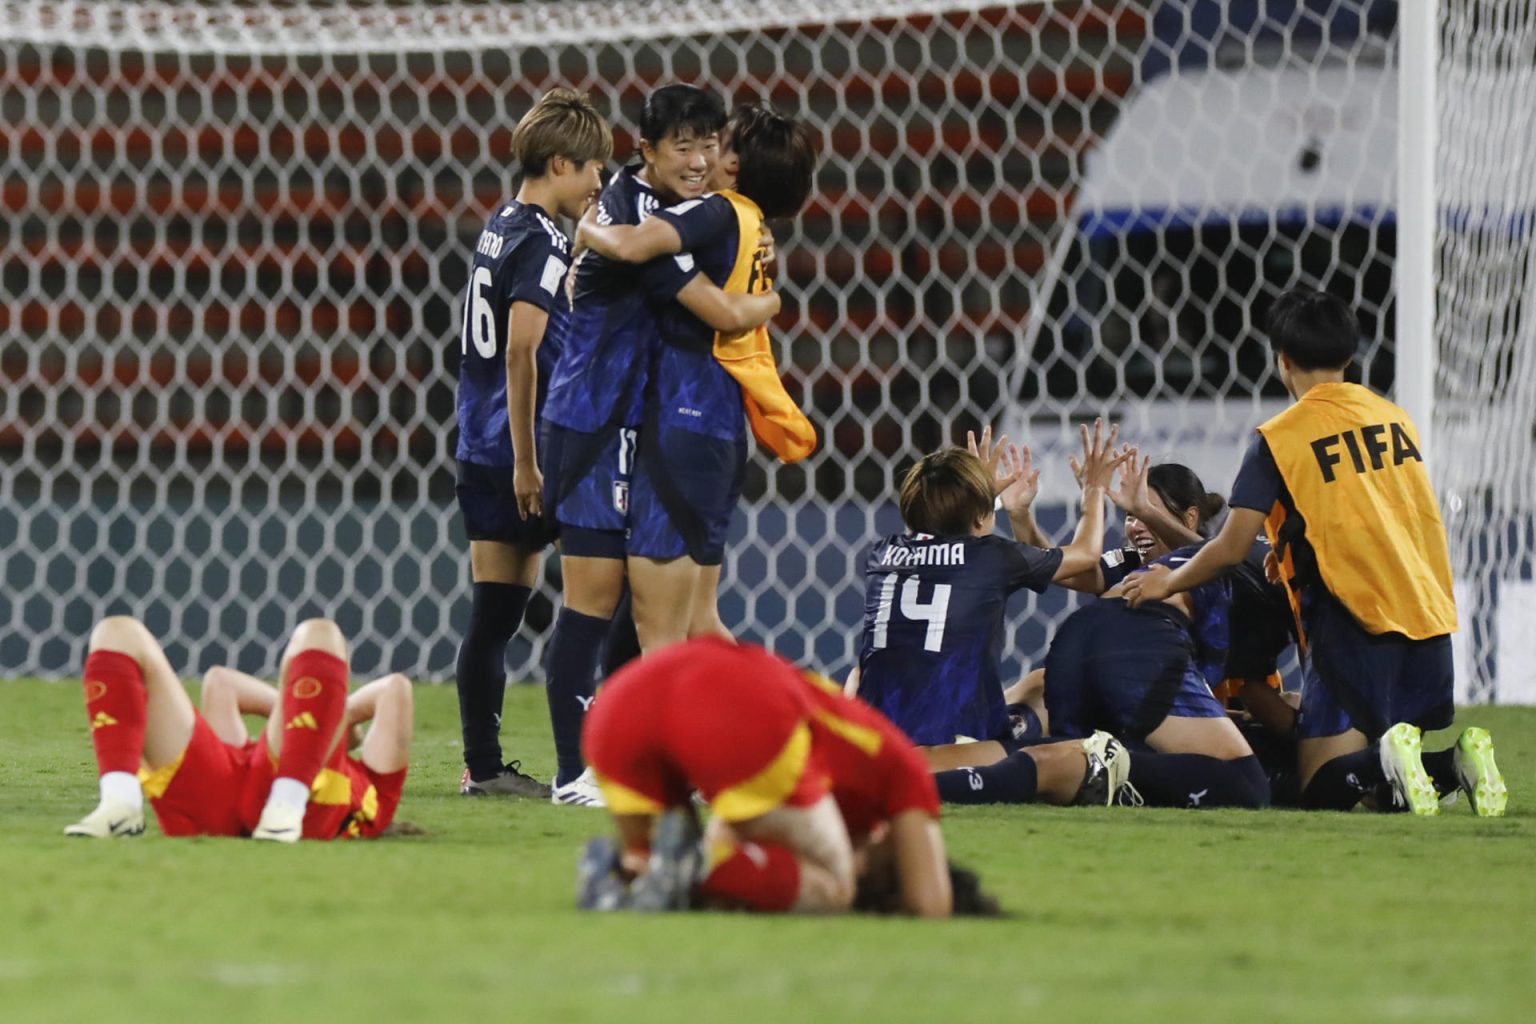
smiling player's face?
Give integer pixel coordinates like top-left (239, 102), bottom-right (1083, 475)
top-left (642, 130), bottom-right (719, 203)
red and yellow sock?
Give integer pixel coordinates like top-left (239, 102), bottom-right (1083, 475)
top-left (273, 649), bottom-right (349, 788)
top-left (81, 650), bottom-right (147, 776)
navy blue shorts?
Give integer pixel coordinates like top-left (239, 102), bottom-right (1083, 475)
top-left (541, 421), bottom-right (635, 541)
top-left (455, 460), bottom-right (557, 549)
top-left (1043, 599), bottom-right (1227, 742)
top-left (1295, 592), bottom-right (1454, 741)
top-left (627, 421), bottom-right (747, 566)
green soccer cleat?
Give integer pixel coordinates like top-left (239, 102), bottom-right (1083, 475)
top-left (1453, 727), bottom-right (1508, 818)
top-left (1379, 723), bottom-right (1439, 816)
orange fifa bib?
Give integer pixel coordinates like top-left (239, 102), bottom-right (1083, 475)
top-left (1257, 382), bottom-right (1456, 639)
top-left (712, 191), bottom-right (818, 464)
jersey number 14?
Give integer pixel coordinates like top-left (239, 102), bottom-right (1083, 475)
top-left (870, 575), bottom-right (952, 653)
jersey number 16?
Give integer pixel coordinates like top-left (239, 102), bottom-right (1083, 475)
top-left (870, 575), bottom-right (952, 653)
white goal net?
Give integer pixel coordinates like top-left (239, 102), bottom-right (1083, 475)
top-left (3, 1), bottom-right (1531, 701)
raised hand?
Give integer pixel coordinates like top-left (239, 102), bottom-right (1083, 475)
top-left (1067, 417), bottom-right (1134, 492)
top-left (966, 425), bottom-right (1010, 477)
top-left (994, 442), bottom-right (1040, 515)
top-left (1107, 450), bottom-right (1152, 515)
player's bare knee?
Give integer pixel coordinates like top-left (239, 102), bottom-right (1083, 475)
top-left (383, 673), bottom-right (414, 710)
top-left (200, 666), bottom-right (236, 707)
top-left (88, 616), bottom-right (152, 657)
top-left (285, 618), bottom-right (347, 660)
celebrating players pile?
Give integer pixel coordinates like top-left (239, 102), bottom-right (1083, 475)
top-left (63, 86), bottom-right (1507, 920)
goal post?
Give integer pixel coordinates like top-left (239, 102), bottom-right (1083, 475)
top-left (2, 1), bottom-right (1531, 701)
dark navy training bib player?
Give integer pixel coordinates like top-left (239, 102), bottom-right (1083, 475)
top-left (856, 423), bottom-right (1130, 747)
top-left (452, 89), bottom-right (612, 799)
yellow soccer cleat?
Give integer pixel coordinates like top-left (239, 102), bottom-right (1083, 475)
top-left (1453, 727), bottom-right (1508, 818)
top-left (1379, 722), bottom-right (1439, 816)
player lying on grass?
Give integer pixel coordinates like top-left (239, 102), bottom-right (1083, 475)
top-left (928, 461), bottom-right (1271, 809)
top-left (1122, 287), bottom-right (1507, 816)
top-left (538, 85), bottom-right (782, 805)
top-left (452, 88), bottom-right (618, 800)
top-left (66, 615), bottom-right (411, 841)
top-left (848, 419), bottom-right (1131, 749)
top-left (573, 102), bottom-right (820, 656)
top-left (575, 638), bottom-right (965, 917)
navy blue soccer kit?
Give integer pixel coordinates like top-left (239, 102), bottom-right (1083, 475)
top-left (627, 193), bottom-right (754, 566)
top-left (541, 166), bottom-right (694, 558)
top-left (453, 199), bottom-right (573, 548)
top-left (856, 533), bottom-right (1063, 746)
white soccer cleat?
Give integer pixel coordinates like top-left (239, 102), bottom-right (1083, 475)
top-left (1077, 731), bottom-right (1136, 806)
top-left (64, 799), bottom-right (145, 838)
top-left (251, 800), bottom-right (305, 843)
top-left (551, 767), bottom-right (607, 808)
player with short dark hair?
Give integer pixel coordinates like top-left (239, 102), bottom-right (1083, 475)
top-left (66, 616), bottom-right (412, 841)
top-left (573, 102), bottom-right (821, 654)
top-left (453, 88), bottom-right (612, 799)
top-left (1124, 286), bottom-right (1506, 816)
top-left (539, 86), bottom-right (784, 804)
top-left (851, 421), bottom-right (1129, 749)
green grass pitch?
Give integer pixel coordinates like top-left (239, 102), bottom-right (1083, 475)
top-left (2, 679), bottom-right (1534, 1023)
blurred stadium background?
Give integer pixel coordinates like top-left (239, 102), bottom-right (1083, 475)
top-left (2, 1), bottom-right (1531, 699)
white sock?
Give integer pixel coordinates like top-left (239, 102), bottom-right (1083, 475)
top-left (267, 777), bottom-right (311, 812)
top-left (99, 771), bottom-right (143, 811)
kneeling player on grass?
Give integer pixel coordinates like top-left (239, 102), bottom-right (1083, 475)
top-left (931, 463), bottom-right (1271, 811)
top-left (576, 639), bottom-right (958, 917)
top-left (66, 616), bottom-right (411, 841)
top-left (1123, 288), bottom-right (1506, 816)
top-left (852, 419), bottom-right (1130, 749)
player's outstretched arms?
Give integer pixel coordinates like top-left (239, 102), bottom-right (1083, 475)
top-left (675, 275), bottom-right (781, 333)
top-left (888, 809), bottom-right (952, 918)
top-left (575, 212), bottom-right (684, 264)
top-left (1122, 505), bottom-right (1263, 608)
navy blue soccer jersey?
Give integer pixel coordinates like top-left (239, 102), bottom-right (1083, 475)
top-left (648, 193), bottom-right (749, 443)
top-left (455, 200), bottom-right (572, 466)
top-left (542, 166), bottom-right (697, 435)
top-left (1139, 544), bottom-right (1232, 693)
top-left (857, 533), bottom-right (1063, 746)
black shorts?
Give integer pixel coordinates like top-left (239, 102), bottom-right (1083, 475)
top-left (455, 460), bottom-right (557, 549)
top-left (627, 421), bottom-right (747, 566)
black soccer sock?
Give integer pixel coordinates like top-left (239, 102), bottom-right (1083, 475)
top-left (603, 592), bottom-right (642, 678)
top-left (545, 608), bottom-right (610, 787)
top-left (1422, 746), bottom-right (1458, 796)
top-left (1127, 752), bottom-right (1270, 809)
top-left (934, 752), bottom-right (1039, 805)
top-left (1301, 748), bottom-right (1384, 811)
top-left (454, 582), bottom-right (531, 780)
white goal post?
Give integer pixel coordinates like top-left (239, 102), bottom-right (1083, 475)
top-left (2, 1), bottom-right (1531, 701)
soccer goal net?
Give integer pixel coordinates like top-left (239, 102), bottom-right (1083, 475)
top-left (3, 1), bottom-right (1531, 700)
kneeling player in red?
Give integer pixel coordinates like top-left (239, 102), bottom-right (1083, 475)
top-left (579, 638), bottom-right (955, 916)
top-left (64, 615), bottom-right (411, 842)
